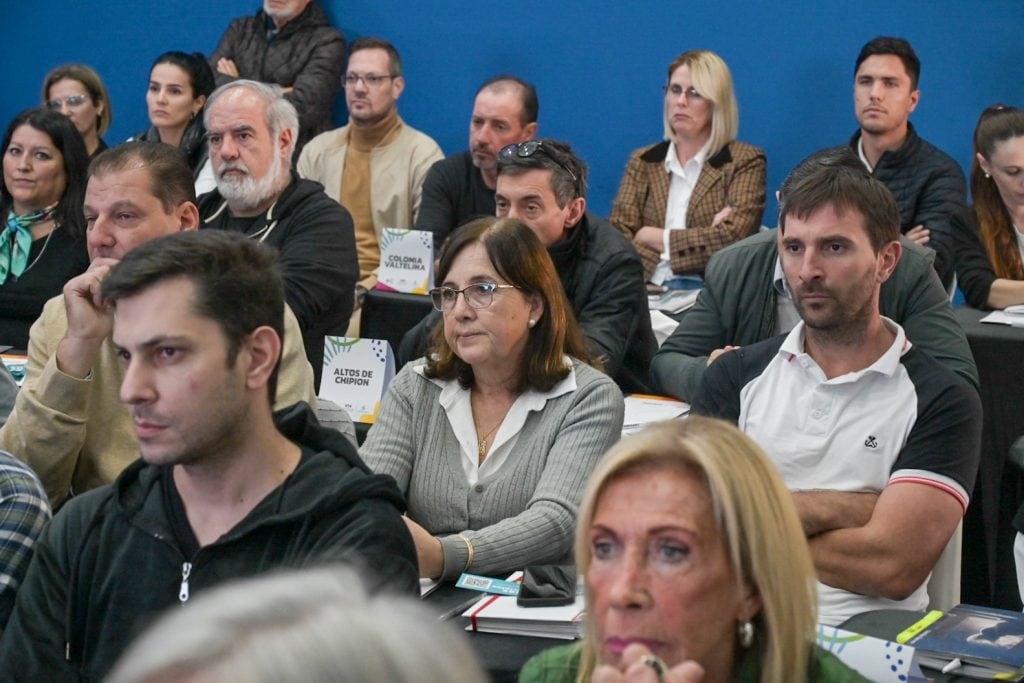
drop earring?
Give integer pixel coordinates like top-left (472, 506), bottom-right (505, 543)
top-left (738, 621), bottom-right (754, 649)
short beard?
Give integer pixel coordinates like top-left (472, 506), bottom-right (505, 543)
top-left (216, 151), bottom-right (289, 214)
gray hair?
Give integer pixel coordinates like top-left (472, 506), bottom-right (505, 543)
top-left (106, 566), bottom-right (488, 683)
top-left (204, 79), bottom-right (299, 163)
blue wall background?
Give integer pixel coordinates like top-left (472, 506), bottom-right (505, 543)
top-left (4, 1), bottom-right (1022, 220)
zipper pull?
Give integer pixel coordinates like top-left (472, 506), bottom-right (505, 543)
top-left (179, 562), bottom-right (192, 603)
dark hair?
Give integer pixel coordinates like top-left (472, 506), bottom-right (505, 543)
top-left (854, 36), bottom-right (920, 90)
top-left (778, 147), bottom-right (900, 252)
top-left (972, 104), bottom-right (1024, 280)
top-left (424, 217), bottom-right (591, 392)
top-left (149, 52), bottom-right (216, 172)
top-left (496, 138), bottom-right (588, 205)
top-left (101, 230), bottom-right (285, 403)
top-left (476, 75), bottom-right (539, 126)
top-left (348, 37), bottom-right (403, 77)
top-left (1, 108), bottom-right (88, 238)
top-left (152, 51), bottom-right (216, 101)
top-left (41, 63), bottom-right (113, 135)
top-left (89, 141), bottom-right (198, 212)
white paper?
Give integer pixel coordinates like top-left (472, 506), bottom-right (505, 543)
top-left (816, 625), bottom-right (917, 682)
top-left (319, 337), bottom-right (395, 423)
top-left (980, 310), bottom-right (1024, 327)
top-left (622, 395), bottom-right (689, 434)
top-left (377, 228), bottom-right (434, 293)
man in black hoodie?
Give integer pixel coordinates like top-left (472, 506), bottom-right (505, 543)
top-left (199, 79), bottom-right (358, 389)
top-left (0, 231), bottom-right (416, 683)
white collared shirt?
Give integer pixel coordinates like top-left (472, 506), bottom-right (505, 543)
top-left (856, 136), bottom-right (873, 172)
top-left (772, 257), bottom-right (802, 335)
top-left (414, 362), bottom-right (578, 485)
top-left (651, 141), bottom-right (708, 285)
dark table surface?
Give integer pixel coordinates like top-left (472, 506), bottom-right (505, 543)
top-left (953, 308), bottom-right (1024, 609)
top-left (425, 583), bottom-right (566, 683)
top-left (360, 288), bottom-right (433, 361)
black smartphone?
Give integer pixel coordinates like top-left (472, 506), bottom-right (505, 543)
top-left (516, 565), bottom-right (576, 607)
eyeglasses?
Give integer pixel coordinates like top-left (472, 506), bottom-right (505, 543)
top-left (499, 140), bottom-right (580, 195)
top-left (343, 73), bottom-right (397, 88)
top-left (663, 84), bottom-right (705, 101)
top-left (45, 94), bottom-right (90, 110)
top-left (429, 283), bottom-right (519, 313)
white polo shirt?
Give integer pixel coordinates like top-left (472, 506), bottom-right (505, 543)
top-left (692, 318), bottom-right (981, 624)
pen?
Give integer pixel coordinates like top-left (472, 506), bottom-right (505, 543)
top-left (436, 594), bottom-right (481, 621)
top-left (941, 658), bottom-right (962, 674)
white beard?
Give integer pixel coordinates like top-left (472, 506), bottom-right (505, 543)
top-left (216, 151), bottom-right (288, 214)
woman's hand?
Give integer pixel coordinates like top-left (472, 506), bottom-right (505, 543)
top-left (403, 516), bottom-right (444, 579)
top-left (592, 643), bottom-right (704, 683)
top-left (905, 224), bottom-right (930, 245)
top-left (634, 226), bottom-right (666, 251)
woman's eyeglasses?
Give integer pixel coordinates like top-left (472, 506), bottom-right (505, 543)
top-left (45, 95), bottom-right (90, 110)
top-left (663, 84), bottom-right (704, 102)
top-left (429, 283), bottom-right (519, 313)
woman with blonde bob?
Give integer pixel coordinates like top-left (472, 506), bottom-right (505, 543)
top-left (610, 50), bottom-right (766, 287)
top-left (520, 418), bottom-right (868, 683)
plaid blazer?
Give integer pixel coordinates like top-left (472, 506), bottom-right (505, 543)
top-left (609, 140), bottom-right (767, 279)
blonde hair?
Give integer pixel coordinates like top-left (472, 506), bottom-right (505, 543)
top-left (662, 50), bottom-right (739, 157)
top-left (574, 418), bottom-right (816, 683)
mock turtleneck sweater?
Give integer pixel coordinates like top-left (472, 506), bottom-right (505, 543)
top-left (341, 108), bottom-right (403, 288)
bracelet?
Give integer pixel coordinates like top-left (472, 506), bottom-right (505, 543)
top-left (458, 533), bottom-right (475, 571)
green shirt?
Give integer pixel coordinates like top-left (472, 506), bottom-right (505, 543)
top-left (518, 641), bottom-right (872, 683)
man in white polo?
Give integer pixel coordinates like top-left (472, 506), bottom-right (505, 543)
top-left (692, 151), bottom-right (981, 625)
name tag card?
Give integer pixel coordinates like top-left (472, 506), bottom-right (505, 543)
top-left (319, 337), bottom-right (395, 424)
top-left (376, 228), bottom-right (434, 294)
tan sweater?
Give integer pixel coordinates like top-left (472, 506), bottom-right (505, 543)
top-left (0, 296), bottom-right (317, 508)
top-left (297, 116), bottom-right (444, 290)
top-left (341, 109), bottom-right (403, 287)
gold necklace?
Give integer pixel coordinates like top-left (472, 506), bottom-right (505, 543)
top-left (476, 418), bottom-right (503, 459)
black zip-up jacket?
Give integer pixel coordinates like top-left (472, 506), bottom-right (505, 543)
top-left (842, 124), bottom-right (966, 288)
top-left (199, 174), bottom-right (358, 389)
top-left (0, 403), bottom-right (417, 683)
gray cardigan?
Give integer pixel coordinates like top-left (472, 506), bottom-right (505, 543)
top-left (361, 361), bottom-right (624, 581)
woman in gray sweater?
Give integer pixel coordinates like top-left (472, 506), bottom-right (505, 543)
top-left (361, 217), bottom-right (625, 580)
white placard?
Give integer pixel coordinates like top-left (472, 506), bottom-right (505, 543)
top-left (377, 228), bottom-right (434, 294)
top-left (319, 337), bottom-right (395, 424)
top-left (816, 625), bottom-right (918, 682)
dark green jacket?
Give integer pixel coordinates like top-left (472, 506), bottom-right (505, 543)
top-left (651, 230), bottom-right (979, 401)
top-left (0, 403), bottom-right (417, 682)
top-left (518, 641), bottom-right (872, 683)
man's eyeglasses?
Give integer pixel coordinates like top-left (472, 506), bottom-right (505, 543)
top-left (429, 283), bottom-right (519, 313)
top-left (344, 73), bottom-right (397, 88)
top-left (663, 84), bottom-right (704, 101)
top-left (45, 94), bottom-right (90, 110)
top-left (499, 140), bottom-right (581, 195)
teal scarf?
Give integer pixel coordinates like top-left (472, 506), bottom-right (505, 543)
top-left (1, 204), bottom-right (57, 283)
